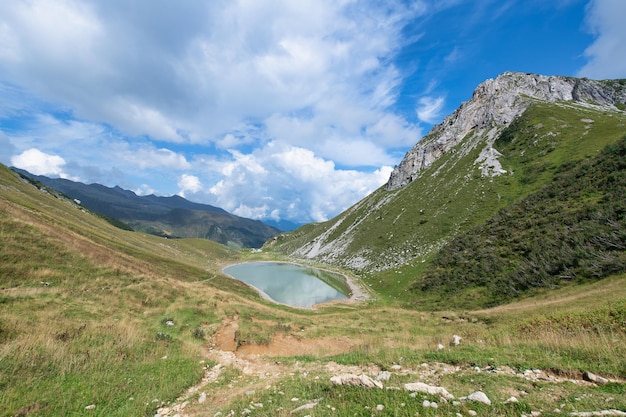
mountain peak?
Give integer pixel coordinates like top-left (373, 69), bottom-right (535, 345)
top-left (386, 72), bottom-right (626, 190)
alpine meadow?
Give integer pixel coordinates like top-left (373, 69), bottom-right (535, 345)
top-left (1, 72), bottom-right (626, 417)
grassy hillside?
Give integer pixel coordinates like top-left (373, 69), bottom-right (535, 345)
top-left (1, 159), bottom-right (626, 416)
top-left (267, 101), bottom-right (626, 307)
top-left (417, 134), bottom-right (626, 309)
top-left (0, 164), bottom-right (249, 415)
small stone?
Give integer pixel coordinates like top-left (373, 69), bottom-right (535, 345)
top-left (422, 400), bottom-right (431, 408)
top-left (452, 334), bottom-right (462, 346)
top-left (437, 343), bottom-right (445, 350)
top-left (505, 396), bottom-right (519, 403)
top-left (376, 404), bottom-right (384, 411)
top-left (85, 404), bottom-right (96, 410)
top-left (467, 391), bottom-right (491, 405)
top-left (376, 371), bottom-right (392, 381)
top-left (198, 392), bottom-right (206, 404)
top-left (430, 401), bottom-right (438, 409)
top-left (391, 365), bottom-right (402, 370)
top-left (468, 411), bottom-right (477, 416)
top-left (245, 390), bottom-right (255, 396)
top-left (290, 402), bottom-right (318, 413)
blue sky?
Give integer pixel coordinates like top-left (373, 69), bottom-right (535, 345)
top-left (1, 0), bottom-right (625, 224)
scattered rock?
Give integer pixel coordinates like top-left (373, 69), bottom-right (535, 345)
top-left (376, 371), bottom-right (391, 381)
top-left (85, 404), bottom-right (96, 410)
top-left (404, 382), bottom-right (454, 399)
top-left (505, 396), bottom-right (519, 403)
top-left (468, 410), bottom-right (477, 416)
top-left (583, 371), bottom-right (609, 385)
top-left (330, 374), bottom-right (383, 389)
top-left (437, 343), bottom-right (445, 350)
top-left (452, 335), bottom-right (462, 346)
top-left (376, 404), bottom-right (384, 411)
top-left (570, 411), bottom-right (626, 416)
top-left (290, 401), bottom-right (318, 414)
top-left (198, 392), bottom-right (206, 404)
top-left (465, 391), bottom-right (491, 405)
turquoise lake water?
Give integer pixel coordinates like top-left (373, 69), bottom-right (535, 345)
top-left (223, 262), bottom-right (348, 308)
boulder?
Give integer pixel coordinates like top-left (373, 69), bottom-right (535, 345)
top-left (466, 391), bottom-right (491, 405)
top-left (583, 371), bottom-right (609, 385)
top-left (330, 374), bottom-right (383, 389)
top-left (403, 382), bottom-right (454, 399)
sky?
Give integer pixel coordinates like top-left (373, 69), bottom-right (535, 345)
top-left (1, 0), bottom-right (625, 225)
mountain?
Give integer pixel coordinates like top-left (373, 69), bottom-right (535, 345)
top-left (3, 143), bottom-right (625, 416)
top-left (266, 72), bottom-right (626, 308)
top-left (12, 170), bottom-right (280, 248)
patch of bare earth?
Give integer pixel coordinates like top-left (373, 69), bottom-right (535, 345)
top-left (158, 314), bottom-right (362, 416)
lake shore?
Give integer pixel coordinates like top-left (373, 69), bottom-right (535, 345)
top-left (222, 260), bottom-right (370, 308)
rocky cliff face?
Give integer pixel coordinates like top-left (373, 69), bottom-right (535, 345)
top-left (386, 72), bottom-right (626, 190)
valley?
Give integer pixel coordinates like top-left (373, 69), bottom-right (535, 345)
top-left (1, 72), bottom-right (625, 416)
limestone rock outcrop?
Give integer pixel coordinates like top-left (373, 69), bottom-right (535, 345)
top-left (386, 72), bottom-right (626, 190)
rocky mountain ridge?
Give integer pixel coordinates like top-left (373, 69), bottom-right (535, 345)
top-left (386, 72), bottom-right (626, 190)
top-left (267, 72), bottom-right (626, 289)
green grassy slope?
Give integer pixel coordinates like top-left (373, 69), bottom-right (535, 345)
top-left (0, 164), bottom-right (251, 416)
top-left (1, 157), bottom-right (626, 416)
top-left (267, 101), bottom-right (626, 305)
top-left (417, 134), bottom-right (626, 309)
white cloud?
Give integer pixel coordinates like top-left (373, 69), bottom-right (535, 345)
top-left (0, 0), bottom-right (425, 152)
top-left (116, 146), bottom-right (191, 170)
top-left (0, 0), bottom-right (432, 222)
top-left (317, 139), bottom-right (394, 167)
top-left (177, 174), bottom-right (202, 198)
top-left (416, 95), bottom-right (446, 124)
top-left (205, 143), bottom-right (392, 223)
top-left (578, 0), bottom-right (626, 79)
top-left (11, 148), bottom-right (67, 177)
top-left (134, 183), bottom-right (155, 196)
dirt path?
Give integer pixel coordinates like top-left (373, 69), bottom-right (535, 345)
top-left (156, 314), bottom-right (362, 417)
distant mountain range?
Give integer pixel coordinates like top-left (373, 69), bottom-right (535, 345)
top-left (12, 169), bottom-right (282, 248)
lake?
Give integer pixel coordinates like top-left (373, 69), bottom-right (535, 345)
top-left (223, 262), bottom-right (349, 308)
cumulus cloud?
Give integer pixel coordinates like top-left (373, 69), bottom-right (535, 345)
top-left (205, 143), bottom-right (392, 223)
top-left (11, 148), bottom-right (67, 177)
top-left (177, 174), bottom-right (202, 198)
top-left (0, 0), bottom-right (433, 222)
top-left (578, 0), bottom-right (626, 79)
top-left (0, 0), bottom-right (425, 155)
